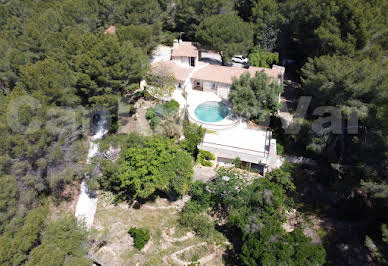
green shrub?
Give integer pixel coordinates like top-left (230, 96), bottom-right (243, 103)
top-left (189, 181), bottom-right (211, 209)
top-left (233, 157), bottom-right (242, 168)
top-left (249, 47), bottom-right (279, 67)
top-left (197, 150), bottom-right (215, 167)
top-left (180, 121), bottom-right (204, 157)
top-left (146, 108), bottom-right (154, 120)
top-left (276, 142), bottom-right (285, 155)
top-left (150, 116), bottom-right (161, 130)
top-left (163, 99), bottom-right (180, 114)
top-left (179, 201), bottom-right (214, 237)
top-left (129, 227), bottom-right (150, 250)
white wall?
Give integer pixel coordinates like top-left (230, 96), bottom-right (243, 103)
top-left (216, 83), bottom-right (231, 99)
top-left (172, 56), bottom-right (197, 67)
top-left (192, 79), bottom-right (231, 98)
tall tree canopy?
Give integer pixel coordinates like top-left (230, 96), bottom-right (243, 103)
top-left (98, 134), bottom-right (194, 199)
top-left (196, 14), bottom-right (253, 65)
top-left (229, 71), bottom-right (283, 120)
top-left (174, 0), bottom-right (233, 40)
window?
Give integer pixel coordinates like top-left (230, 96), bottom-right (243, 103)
top-left (196, 82), bottom-right (200, 86)
top-left (178, 83), bottom-right (181, 88)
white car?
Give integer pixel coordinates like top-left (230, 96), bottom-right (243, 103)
top-left (232, 55), bottom-right (249, 64)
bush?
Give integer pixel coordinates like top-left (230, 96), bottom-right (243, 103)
top-left (197, 150), bottom-right (215, 167)
top-left (163, 99), bottom-right (180, 114)
top-left (181, 122), bottom-right (204, 157)
top-left (276, 142), bottom-right (285, 155)
top-left (233, 157), bottom-right (242, 168)
top-left (146, 108), bottom-right (154, 120)
top-left (249, 47), bottom-right (279, 67)
top-left (129, 227), bottom-right (150, 250)
top-left (179, 201), bottom-right (214, 237)
top-left (189, 181), bottom-right (211, 209)
top-left (150, 116), bottom-right (161, 130)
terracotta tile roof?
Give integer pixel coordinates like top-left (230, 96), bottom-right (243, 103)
top-left (192, 64), bottom-right (285, 85)
top-left (151, 61), bottom-right (193, 82)
top-left (104, 25), bottom-right (116, 34)
top-left (171, 42), bottom-right (198, 58)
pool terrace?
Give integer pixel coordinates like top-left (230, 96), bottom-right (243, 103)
top-left (186, 90), bottom-right (240, 130)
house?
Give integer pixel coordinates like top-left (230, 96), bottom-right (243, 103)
top-left (149, 40), bottom-right (285, 97)
top-left (145, 40), bottom-right (285, 175)
top-left (191, 64), bottom-right (285, 98)
top-left (151, 61), bottom-right (193, 89)
top-left (171, 41), bottom-right (199, 67)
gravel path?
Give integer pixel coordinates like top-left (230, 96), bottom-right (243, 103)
top-left (75, 117), bottom-right (107, 228)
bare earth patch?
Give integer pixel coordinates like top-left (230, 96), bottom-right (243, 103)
top-left (49, 180), bottom-right (81, 221)
top-left (92, 192), bottom-right (227, 265)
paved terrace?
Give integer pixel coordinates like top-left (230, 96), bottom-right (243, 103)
top-left (198, 124), bottom-right (272, 165)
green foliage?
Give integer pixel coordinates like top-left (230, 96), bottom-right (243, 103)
top-left (229, 71), bottom-right (283, 120)
top-left (26, 215), bottom-right (91, 266)
top-left (0, 206), bottom-right (48, 265)
top-left (189, 181), bottom-right (212, 209)
top-left (279, 0), bottom-right (387, 63)
top-left (174, 0), bottom-right (232, 40)
top-left (249, 48), bottom-right (279, 67)
top-left (0, 175), bottom-right (18, 232)
top-left (197, 149), bottom-right (215, 167)
top-left (233, 157), bottom-right (243, 168)
top-left (146, 107), bottom-right (155, 120)
top-left (163, 99), bottom-right (180, 114)
top-left (116, 24), bottom-right (161, 54)
top-left (180, 120), bottom-right (204, 157)
top-left (250, 0), bottom-right (281, 49)
top-left (179, 200), bottom-right (215, 237)
top-left (146, 100), bottom-right (179, 131)
top-left (265, 164), bottom-right (296, 192)
top-left (241, 226), bottom-right (326, 266)
top-left (209, 169), bottom-right (324, 265)
top-left (100, 135), bottom-right (194, 199)
top-left (196, 14), bottom-right (253, 64)
top-left (276, 142), bottom-right (284, 155)
top-left (129, 227), bottom-right (150, 250)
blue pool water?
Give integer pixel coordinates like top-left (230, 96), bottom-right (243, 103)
top-left (194, 101), bottom-right (229, 123)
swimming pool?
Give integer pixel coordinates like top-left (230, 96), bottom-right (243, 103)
top-left (194, 101), bottom-right (229, 123)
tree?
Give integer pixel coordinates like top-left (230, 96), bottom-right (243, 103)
top-left (365, 224), bottom-right (388, 264)
top-left (116, 24), bottom-right (161, 55)
top-left (146, 64), bottom-right (177, 98)
top-left (174, 0), bottom-right (233, 40)
top-left (200, 168), bottom-right (326, 265)
top-left (251, 0), bottom-right (281, 50)
top-left (278, 0), bottom-right (385, 63)
top-left (0, 175), bottom-right (18, 232)
top-left (229, 71), bottom-right (283, 120)
top-left (26, 216), bottom-right (91, 266)
top-left (249, 47), bottom-right (279, 67)
top-left (180, 120), bottom-right (204, 157)
top-left (196, 14), bottom-right (253, 65)
top-left (0, 206), bottom-right (48, 265)
top-left (105, 135), bottom-right (194, 199)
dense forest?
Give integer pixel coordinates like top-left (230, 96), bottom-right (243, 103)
top-left (0, 0), bottom-right (387, 265)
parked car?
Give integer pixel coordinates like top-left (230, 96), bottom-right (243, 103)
top-left (232, 55), bottom-right (249, 64)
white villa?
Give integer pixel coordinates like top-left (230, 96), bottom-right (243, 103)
top-left (148, 40), bottom-right (285, 174)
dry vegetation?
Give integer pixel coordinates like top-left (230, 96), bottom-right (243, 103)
top-left (92, 192), bottom-right (227, 265)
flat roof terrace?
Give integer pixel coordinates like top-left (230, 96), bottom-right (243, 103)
top-left (199, 125), bottom-right (272, 165)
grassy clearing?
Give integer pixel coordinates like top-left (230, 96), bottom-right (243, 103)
top-left (92, 192), bottom-right (227, 265)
